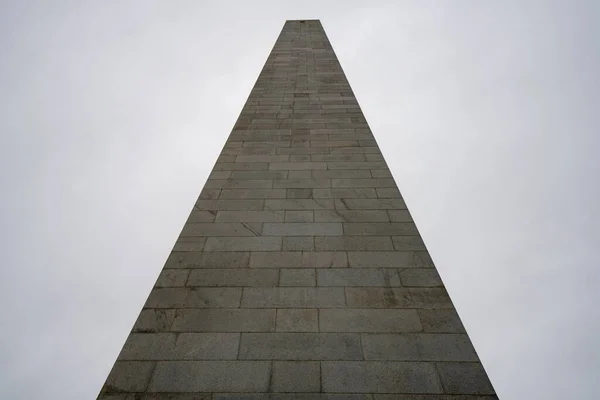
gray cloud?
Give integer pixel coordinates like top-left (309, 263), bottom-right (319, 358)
top-left (0, 1), bottom-right (598, 398)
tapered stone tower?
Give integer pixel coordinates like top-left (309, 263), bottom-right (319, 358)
top-left (98, 20), bottom-right (496, 399)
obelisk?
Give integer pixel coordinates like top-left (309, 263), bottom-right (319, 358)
top-left (98, 19), bottom-right (496, 398)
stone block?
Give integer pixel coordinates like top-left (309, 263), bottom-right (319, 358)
top-left (238, 333), bottom-right (361, 360)
top-left (250, 252), bottom-right (302, 268)
top-left (219, 189), bottom-right (286, 199)
top-left (166, 251), bottom-right (250, 269)
top-left (198, 188), bottom-right (222, 200)
top-left (331, 179), bottom-right (395, 188)
top-left (204, 237), bottom-right (282, 251)
top-left (321, 361), bottom-right (442, 393)
top-left (312, 170), bottom-right (372, 179)
top-left (273, 179), bottom-right (331, 188)
top-left (209, 171), bottom-right (232, 180)
top-left (276, 309), bottom-right (319, 332)
top-left (272, 361), bottom-right (320, 392)
top-left (269, 162), bottom-right (327, 170)
top-left (214, 162), bottom-right (269, 171)
top-left (231, 171), bottom-right (288, 180)
top-left (315, 210), bottom-right (390, 222)
top-left (132, 310), bottom-right (176, 333)
top-left (392, 236), bottom-right (427, 250)
top-left (313, 188), bottom-right (377, 198)
top-left (436, 363), bottom-right (495, 394)
top-left (388, 210), bottom-right (413, 222)
top-left (155, 270), bottom-right (189, 287)
top-left (348, 251), bottom-right (433, 267)
top-left (187, 269), bottom-right (279, 287)
top-left (326, 161), bottom-right (386, 169)
top-left (265, 199), bottom-right (334, 210)
top-left (410, 288), bottom-right (454, 309)
top-left (280, 269), bottom-right (316, 286)
top-left (264, 222), bottom-right (342, 236)
top-left (301, 252), bottom-right (348, 268)
top-left (399, 269), bottom-right (443, 287)
top-left (103, 361), bottom-right (154, 392)
top-left (317, 268), bottom-right (400, 287)
top-left (181, 223), bottom-right (260, 237)
top-left (418, 309), bottom-right (466, 333)
top-left (283, 237), bottom-right (315, 251)
top-left (144, 288), bottom-right (242, 308)
top-left (241, 288), bottom-right (345, 308)
top-left (288, 170), bottom-right (312, 179)
top-left (376, 188), bottom-right (401, 198)
top-left (237, 155), bottom-right (290, 162)
top-left (215, 211), bottom-right (284, 222)
top-left (319, 309), bottom-right (422, 332)
top-left (171, 309), bottom-right (276, 332)
top-left (315, 236), bottom-right (394, 251)
top-left (186, 210), bottom-right (216, 223)
top-left (147, 361), bottom-right (271, 392)
top-left (362, 334), bottom-right (479, 361)
top-left (118, 333), bottom-right (240, 360)
top-left (286, 188), bottom-right (313, 198)
top-left (345, 288), bottom-right (413, 308)
top-left (335, 199), bottom-right (406, 210)
top-left (284, 211), bottom-right (314, 222)
top-left (195, 200), bottom-right (264, 211)
top-left (204, 179), bottom-right (273, 189)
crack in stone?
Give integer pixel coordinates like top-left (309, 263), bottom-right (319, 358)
top-left (241, 222), bottom-right (260, 237)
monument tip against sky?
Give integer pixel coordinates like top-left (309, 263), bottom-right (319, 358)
top-left (98, 19), bottom-right (496, 398)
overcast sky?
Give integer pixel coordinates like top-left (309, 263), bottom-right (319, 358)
top-left (1, 1), bottom-right (599, 399)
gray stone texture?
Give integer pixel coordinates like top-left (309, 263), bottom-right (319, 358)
top-left (99, 19), bottom-right (494, 398)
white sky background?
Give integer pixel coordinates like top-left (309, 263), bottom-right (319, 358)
top-left (1, 1), bottom-right (599, 399)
